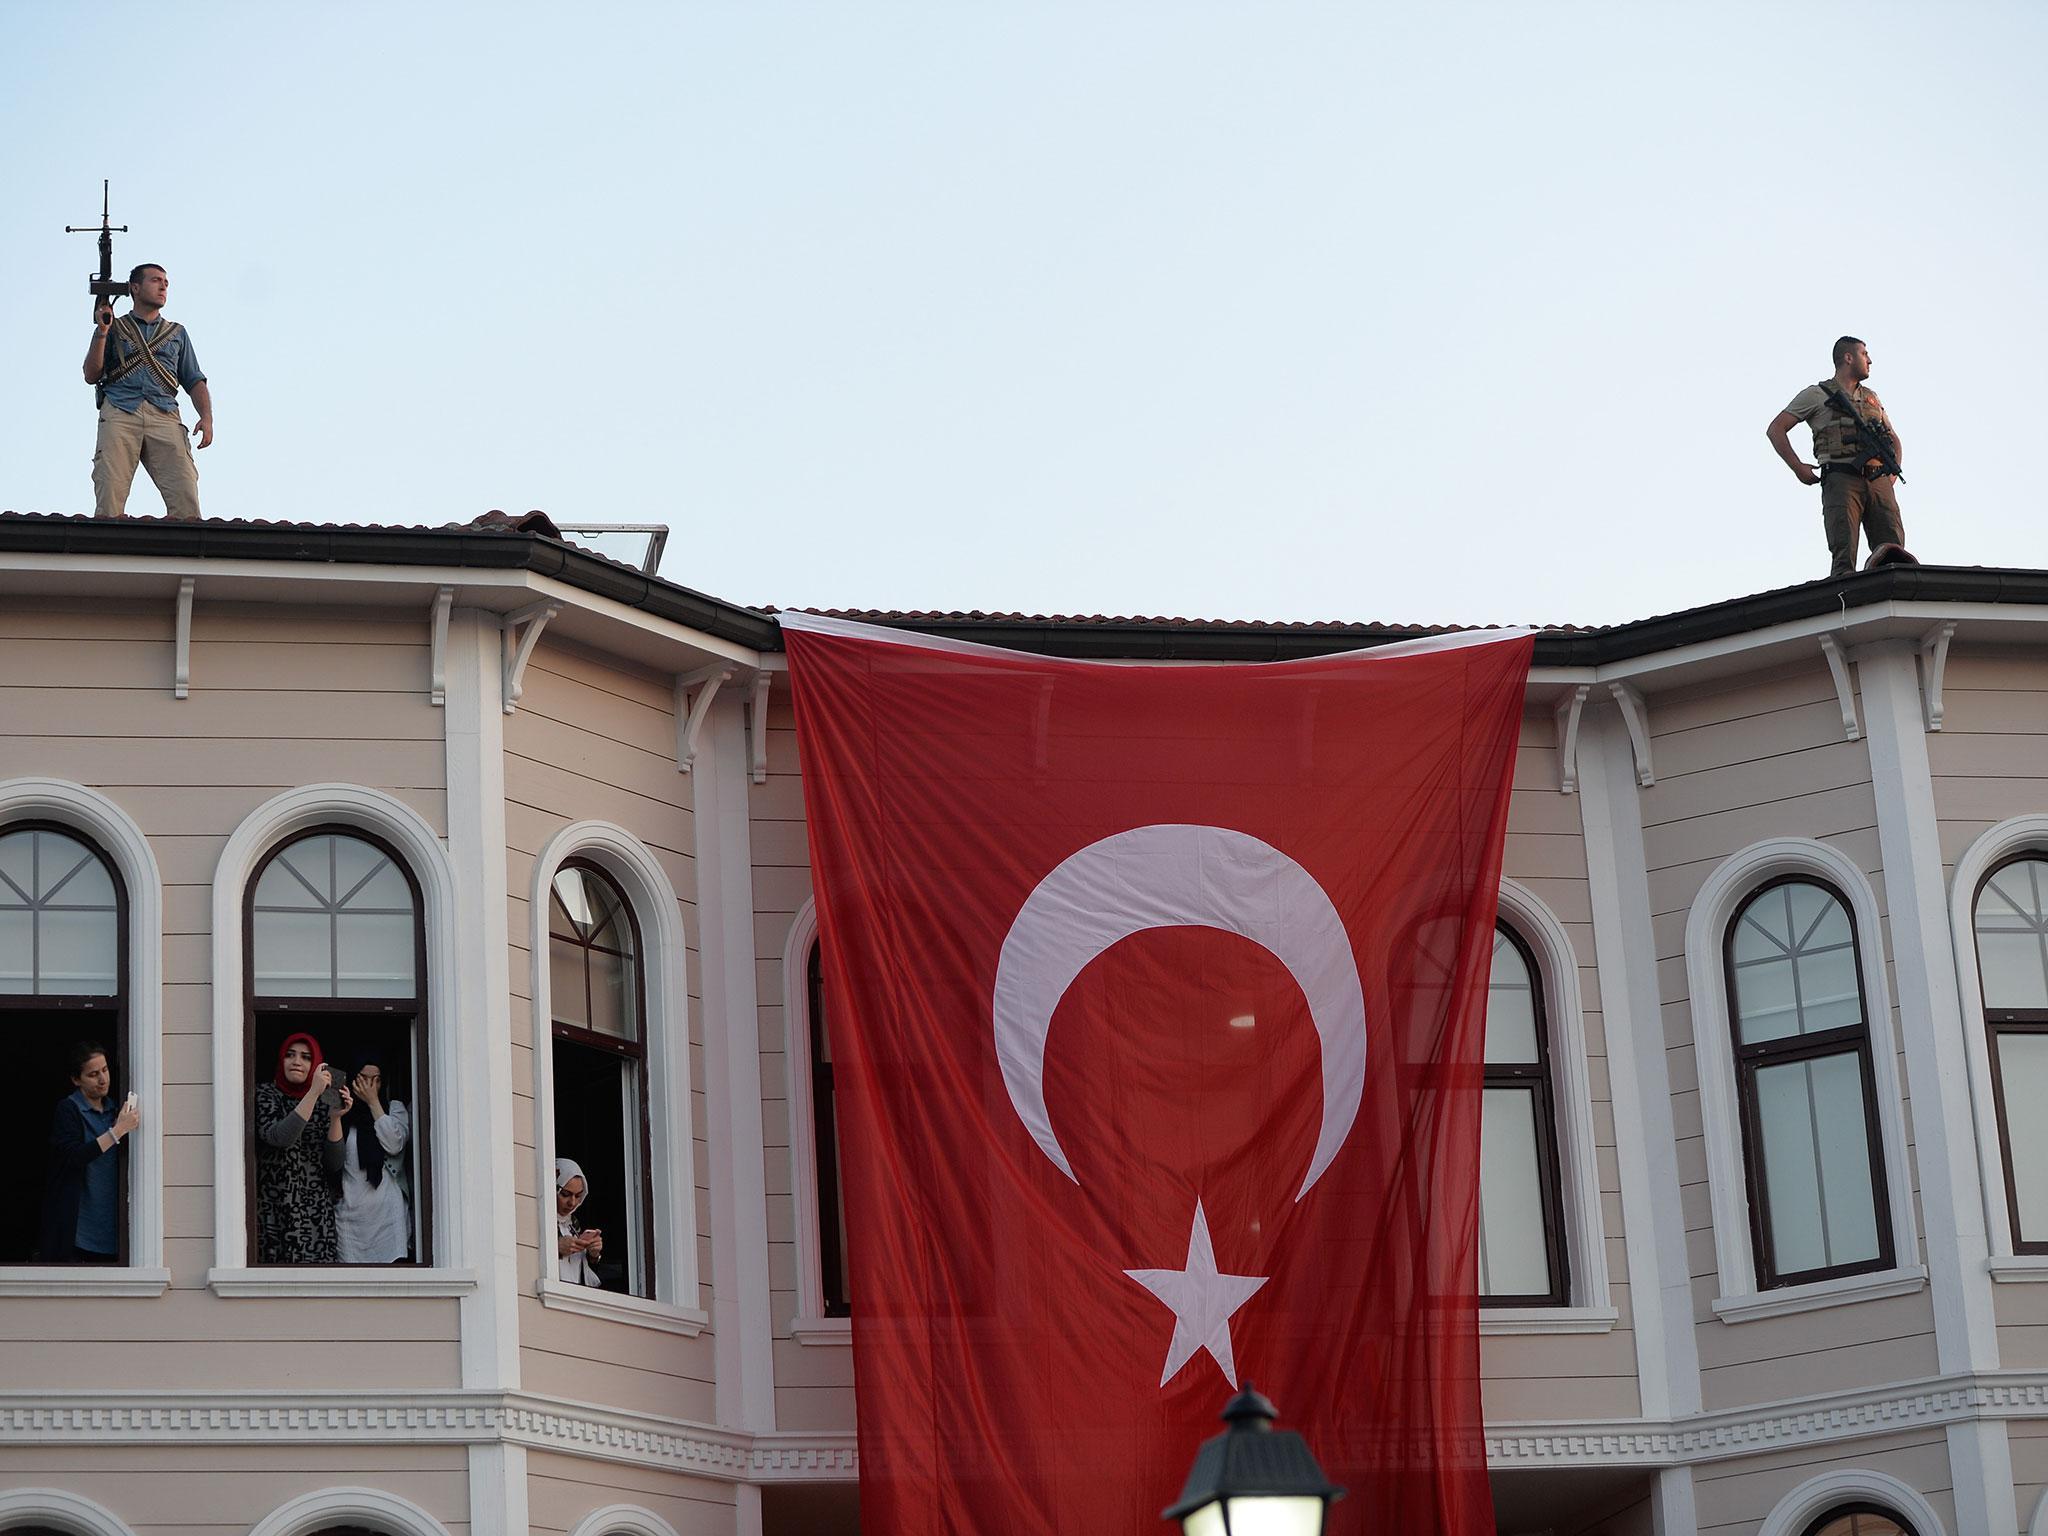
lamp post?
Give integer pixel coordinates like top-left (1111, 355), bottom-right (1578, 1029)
top-left (1162, 1383), bottom-right (1345, 1536)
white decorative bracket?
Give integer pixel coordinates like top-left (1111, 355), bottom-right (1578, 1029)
top-left (1919, 621), bottom-right (1956, 732)
top-left (748, 672), bottom-right (773, 784)
top-left (674, 663), bottom-right (735, 774)
top-left (1554, 684), bottom-right (1591, 794)
top-left (428, 586), bottom-right (455, 707)
top-left (1819, 634), bottom-right (1861, 741)
top-left (1608, 681), bottom-right (1654, 787)
top-left (172, 577), bottom-right (195, 700)
top-left (499, 600), bottom-right (558, 716)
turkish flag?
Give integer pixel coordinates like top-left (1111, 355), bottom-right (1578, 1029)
top-left (782, 613), bottom-right (1532, 1535)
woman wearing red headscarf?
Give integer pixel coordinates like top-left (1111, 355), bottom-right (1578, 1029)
top-left (254, 1032), bottom-right (350, 1263)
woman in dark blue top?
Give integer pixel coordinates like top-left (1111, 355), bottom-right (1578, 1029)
top-left (38, 1039), bottom-right (139, 1263)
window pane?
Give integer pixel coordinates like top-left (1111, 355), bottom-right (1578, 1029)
top-left (255, 845), bottom-right (327, 909)
top-left (1734, 883), bottom-right (1863, 1043)
top-left (1979, 934), bottom-right (2048, 1010)
top-left (1795, 944), bottom-right (1863, 1034)
top-left (587, 946), bottom-right (638, 1041)
top-left (1733, 956), bottom-right (1800, 1044)
top-left (1997, 1031), bottom-right (2048, 1245)
top-left (619, 1052), bottom-right (648, 1298)
top-left (551, 936), bottom-right (589, 1030)
top-left (1484, 930), bottom-right (1538, 1065)
top-left (0, 830), bottom-right (32, 900)
top-left (0, 908), bottom-right (29, 993)
top-left (1479, 1087), bottom-right (1552, 1297)
top-left (335, 912), bottom-right (416, 996)
top-left (253, 909), bottom-right (331, 996)
top-left (42, 846), bottom-right (115, 908)
top-left (38, 908), bottom-right (118, 994)
top-left (1755, 1051), bottom-right (1882, 1277)
top-left (1809, 1512), bottom-right (1913, 1536)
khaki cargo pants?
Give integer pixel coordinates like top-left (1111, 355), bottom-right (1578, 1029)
top-left (92, 402), bottom-right (200, 520)
top-left (1821, 468), bottom-right (1903, 577)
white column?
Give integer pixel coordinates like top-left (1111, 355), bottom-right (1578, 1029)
top-left (694, 694), bottom-right (778, 1436)
top-left (1856, 640), bottom-right (2014, 1534)
top-left (1577, 708), bottom-right (1703, 1425)
top-left (445, 608), bottom-right (528, 1531)
top-left (1650, 1466), bottom-right (1697, 1536)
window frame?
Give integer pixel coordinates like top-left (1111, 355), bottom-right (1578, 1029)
top-left (1972, 852), bottom-right (2048, 1256)
top-left (1797, 1507), bottom-right (1918, 1536)
top-left (1723, 874), bottom-right (1896, 1291)
top-left (547, 856), bottom-right (657, 1299)
top-left (242, 824), bottom-right (433, 1268)
top-left (806, 939), bottom-right (851, 1319)
top-left (1478, 921), bottom-right (1571, 1309)
top-left (0, 820), bottom-right (131, 1268)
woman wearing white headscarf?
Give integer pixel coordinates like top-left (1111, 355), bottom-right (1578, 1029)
top-left (554, 1157), bottom-right (605, 1287)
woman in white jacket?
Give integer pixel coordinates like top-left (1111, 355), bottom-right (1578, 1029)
top-left (555, 1157), bottom-right (605, 1286)
top-left (334, 1060), bottom-right (412, 1264)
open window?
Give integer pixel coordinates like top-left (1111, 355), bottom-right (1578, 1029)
top-left (548, 860), bottom-right (654, 1298)
top-left (1, 823), bottom-right (127, 1265)
top-left (246, 828), bottom-right (429, 1265)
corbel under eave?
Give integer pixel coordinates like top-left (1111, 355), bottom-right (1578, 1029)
top-left (1819, 633), bottom-right (1861, 741)
top-left (748, 671), bottom-right (773, 784)
top-left (1608, 681), bottom-right (1654, 787)
top-left (1919, 621), bottom-right (1957, 732)
top-left (1554, 683), bottom-right (1592, 794)
top-left (428, 585), bottom-right (455, 707)
top-left (499, 600), bottom-right (558, 715)
top-left (674, 662), bottom-right (736, 773)
top-left (173, 576), bottom-right (195, 700)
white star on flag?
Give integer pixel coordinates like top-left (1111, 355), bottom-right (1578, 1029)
top-left (1123, 1199), bottom-right (1270, 1389)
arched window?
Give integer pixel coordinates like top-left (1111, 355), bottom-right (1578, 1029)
top-left (1799, 1507), bottom-right (1917, 1536)
top-left (1479, 923), bottom-right (1568, 1306)
top-left (1, 823), bottom-right (128, 1265)
top-left (247, 829), bottom-right (430, 1265)
top-left (549, 860), bottom-right (654, 1298)
top-left (1972, 854), bottom-right (2048, 1253)
top-left (1725, 877), bottom-right (1893, 1288)
top-left (807, 941), bottom-right (851, 1317)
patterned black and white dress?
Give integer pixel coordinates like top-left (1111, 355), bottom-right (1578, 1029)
top-left (253, 1084), bottom-right (344, 1263)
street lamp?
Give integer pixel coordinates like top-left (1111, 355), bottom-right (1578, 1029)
top-left (1162, 1383), bottom-right (1345, 1536)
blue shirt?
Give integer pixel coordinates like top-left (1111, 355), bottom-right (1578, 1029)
top-left (69, 1089), bottom-right (120, 1255)
top-left (97, 315), bottom-right (204, 415)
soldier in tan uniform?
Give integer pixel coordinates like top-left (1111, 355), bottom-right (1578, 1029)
top-left (1768, 336), bottom-right (1905, 577)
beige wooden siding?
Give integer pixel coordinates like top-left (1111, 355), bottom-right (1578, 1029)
top-left (527, 1447), bottom-right (736, 1536)
top-left (503, 638), bottom-right (713, 1420)
top-left (1633, 660), bottom-right (1938, 1414)
top-left (1692, 1429), bottom-right (1952, 1535)
top-left (750, 685), bottom-right (854, 1431)
top-left (0, 1439), bottom-right (469, 1535)
top-left (0, 599), bottom-right (460, 1385)
top-left (1482, 709), bottom-right (1639, 1422)
top-left (1926, 646), bottom-right (2048, 1345)
top-left (2011, 1417), bottom-right (2048, 1533)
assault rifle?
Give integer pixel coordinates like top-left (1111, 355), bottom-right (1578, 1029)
top-left (1821, 381), bottom-right (1905, 484)
top-left (64, 179), bottom-right (129, 325)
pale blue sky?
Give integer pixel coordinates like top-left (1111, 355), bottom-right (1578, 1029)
top-left (5, 2), bottom-right (2044, 625)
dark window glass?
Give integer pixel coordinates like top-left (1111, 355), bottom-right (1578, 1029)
top-left (247, 828), bottom-right (430, 1266)
top-left (808, 942), bottom-right (851, 1317)
top-left (549, 861), bottom-right (654, 1298)
top-left (1726, 878), bottom-right (1893, 1288)
top-left (1478, 924), bottom-right (1569, 1306)
top-left (1800, 1505), bottom-right (1916, 1536)
top-left (1, 824), bottom-right (128, 1266)
top-left (1974, 854), bottom-right (2048, 1252)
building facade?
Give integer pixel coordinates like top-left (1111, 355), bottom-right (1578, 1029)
top-left (2, 514), bottom-right (2047, 1536)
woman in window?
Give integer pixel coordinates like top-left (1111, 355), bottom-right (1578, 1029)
top-left (555, 1157), bottom-right (605, 1287)
top-left (37, 1040), bottom-right (139, 1263)
top-left (254, 1033), bottom-right (349, 1264)
top-left (334, 1057), bottom-right (412, 1264)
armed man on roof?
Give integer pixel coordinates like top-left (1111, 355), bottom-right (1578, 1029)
top-left (1767, 336), bottom-right (1907, 578)
top-left (81, 263), bottom-right (212, 520)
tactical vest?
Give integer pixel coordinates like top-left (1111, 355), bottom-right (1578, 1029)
top-left (1810, 380), bottom-right (1892, 465)
top-left (96, 315), bottom-right (184, 408)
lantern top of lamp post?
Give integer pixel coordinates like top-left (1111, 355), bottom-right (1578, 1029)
top-left (1161, 1383), bottom-right (1345, 1523)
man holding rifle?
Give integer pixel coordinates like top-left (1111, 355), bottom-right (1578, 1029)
top-left (1767, 336), bottom-right (1906, 577)
top-left (81, 263), bottom-right (212, 520)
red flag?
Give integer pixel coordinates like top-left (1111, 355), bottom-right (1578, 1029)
top-left (782, 613), bottom-right (1532, 1535)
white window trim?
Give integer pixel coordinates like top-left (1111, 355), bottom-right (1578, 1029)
top-left (1684, 837), bottom-right (1923, 1318)
top-left (1948, 813), bottom-right (2048, 1267)
top-left (247, 1486), bottom-right (453, 1536)
top-left (1756, 1466), bottom-right (1949, 1536)
top-left (207, 785), bottom-right (467, 1294)
top-left (568, 1506), bottom-right (684, 1536)
top-left (0, 1488), bottom-right (139, 1536)
top-left (529, 821), bottom-right (705, 1333)
top-left (782, 896), bottom-right (850, 1345)
top-left (1479, 880), bottom-right (1615, 1334)
top-left (0, 779), bottom-right (168, 1298)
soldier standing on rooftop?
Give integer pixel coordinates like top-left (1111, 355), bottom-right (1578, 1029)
top-left (1767, 336), bottom-right (1905, 578)
top-left (81, 263), bottom-right (212, 520)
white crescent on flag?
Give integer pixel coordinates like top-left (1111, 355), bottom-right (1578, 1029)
top-left (990, 822), bottom-right (1368, 1202)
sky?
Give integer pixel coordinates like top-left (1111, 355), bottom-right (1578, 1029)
top-left (4, 2), bottom-right (2045, 627)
